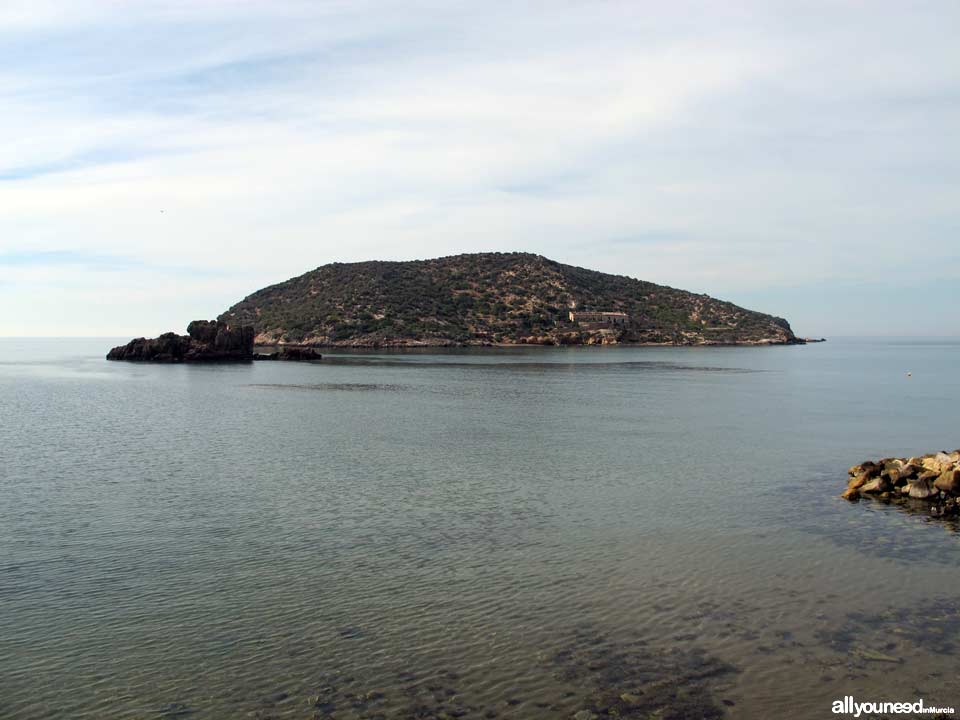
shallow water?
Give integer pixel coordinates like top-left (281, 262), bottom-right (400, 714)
top-left (2, 338), bottom-right (959, 719)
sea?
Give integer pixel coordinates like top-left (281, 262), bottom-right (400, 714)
top-left (2, 337), bottom-right (959, 719)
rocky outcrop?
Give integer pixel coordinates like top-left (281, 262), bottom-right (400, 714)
top-left (107, 320), bottom-right (254, 362)
top-left (253, 347), bottom-right (323, 362)
top-left (842, 451), bottom-right (960, 519)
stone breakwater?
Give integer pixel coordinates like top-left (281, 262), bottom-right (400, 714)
top-left (842, 451), bottom-right (960, 519)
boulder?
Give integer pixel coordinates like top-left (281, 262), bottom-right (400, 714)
top-left (841, 487), bottom-right (861, 501)
top-left (860, 476), bottom-right (890, 494)
top-left (848, 461), bottom-right (877, 477)
top-left (907, 478), bottom-right (937, 500)
top-left (848, 473), bottom-right (872, 490)
top-left (898, 463), bottom-right (920, 481)
top-left (881, 468), bottom-right (901, 485)
top-left (921, 457), bottom-right (942, 472)
top-left (850, 465), bottom-right (880, 483)
top-left (934, 469), bottom-right (960, 496)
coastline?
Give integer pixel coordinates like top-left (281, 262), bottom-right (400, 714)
top-left (250, 337), bottom-right (821, 350)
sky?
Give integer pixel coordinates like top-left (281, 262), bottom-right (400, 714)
top-left (1, 0), bottom-right (958, 337)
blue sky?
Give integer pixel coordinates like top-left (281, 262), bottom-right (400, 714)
top-left (1, 0), bottom-right (958, 337)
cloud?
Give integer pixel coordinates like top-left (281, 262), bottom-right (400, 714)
top-left (1, 0), bottom-right (958, 335)
top-left (0, 249), bottom-right (138, 267)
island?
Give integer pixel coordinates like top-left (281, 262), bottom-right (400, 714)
top-left (219, 252), bottom-right (806, 348)
top-left (108, 252), bottom-right (819, 359)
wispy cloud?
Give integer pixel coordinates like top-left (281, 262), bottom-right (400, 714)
top-left (1, 0), bottom-right (958, 336)
top-left (0, 249), bottom-right (138, 267)
top-left (0, 146), bottom-right (163, 181)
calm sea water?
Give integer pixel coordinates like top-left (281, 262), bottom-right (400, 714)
top-left (2, 338), bottom-right (960, 719)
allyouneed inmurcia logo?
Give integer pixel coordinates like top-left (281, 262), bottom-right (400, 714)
top-left (832, 696), bottom-right (955, 716)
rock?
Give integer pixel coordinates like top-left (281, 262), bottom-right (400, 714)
top-left (934, 469), bottom-right (960, 495)
top-left (847, 474), bottom-right (870, 490)
top-left (921, 457), bottom-right (943, 472)
top-left (899, 463), bottom-right (920, 481)
top-left (278, 347), bottom-right (323, 361)
top-left (842, 452), bottom-right (960, 520)
top-left (848, 461), bottom-right (877, 476)
top-left (252, 347), bottom-right (323, 362)
top-left (860, 476), bottom-right (890, 494)
top-left (881, 468), bottom-right (901, 484)
top-left (186, 319), bottom-right (219, 344)
top-left (107, 320), bottom-right (254, 363)
top-left (908, 478), bottom-right (937, 500)
top-left (851, 468), bottom-right (880, 488)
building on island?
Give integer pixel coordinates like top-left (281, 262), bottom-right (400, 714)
top-left (568, 310), bottom-right (629, 327)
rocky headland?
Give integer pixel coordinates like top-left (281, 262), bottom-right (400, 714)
top-left (842, 451), bottom-right (960, 519)
top-left (107, 320), bottom-right (255, 362)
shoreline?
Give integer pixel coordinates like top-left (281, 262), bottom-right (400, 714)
top-left (252, 337), bottom-right (822, 350)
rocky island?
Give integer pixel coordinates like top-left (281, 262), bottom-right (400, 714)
top-left (219, 252), bottom-right (805, 348)
top-left (842, 451), bottom-right (960, 519)
top-left (107, 253), bottom-right (814, 358)
top-left (106, 320), bottom-right (324, 363)
top-left (107, 320), bottom-right (254, 362)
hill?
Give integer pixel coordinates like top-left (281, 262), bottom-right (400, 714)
top-left (218, 253), bottom-right (799, 347)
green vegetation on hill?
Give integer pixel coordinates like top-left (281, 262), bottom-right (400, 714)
top-left (219, 252), bottom-right (797, 346)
